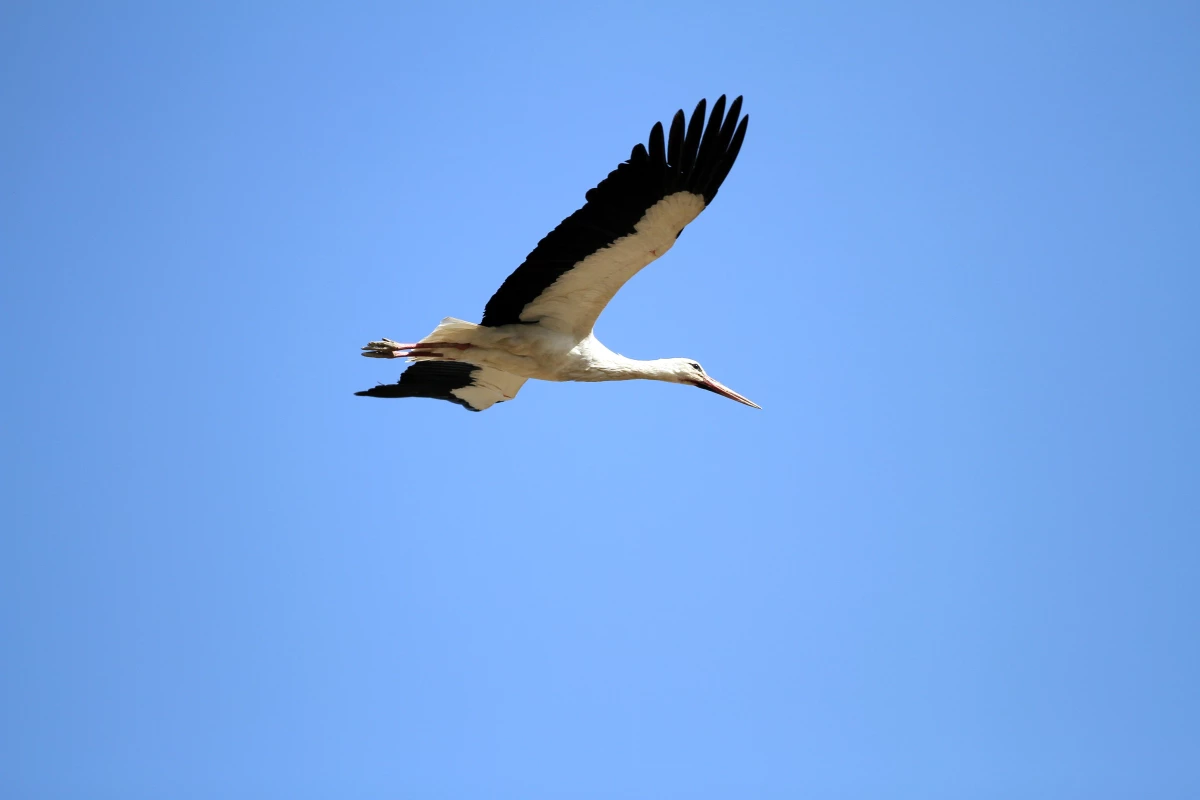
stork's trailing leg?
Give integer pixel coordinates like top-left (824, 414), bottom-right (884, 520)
top-left (361, 338), bottom-right (414, 358)
top-left (360, 339), bottom-right (413, 358)
top-left (361, 338), bottom-right (473, 359)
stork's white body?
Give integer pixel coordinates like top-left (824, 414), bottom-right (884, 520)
top-left (411, 318), bottom-right (691, 384)
top-left (357, 96), bottom-right (758, 412)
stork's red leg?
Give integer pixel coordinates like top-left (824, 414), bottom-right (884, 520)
top-left (361, 338), bottom-right (473, 359)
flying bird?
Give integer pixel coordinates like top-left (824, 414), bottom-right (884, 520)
top-left (357, 95), bottom-right (757, 412)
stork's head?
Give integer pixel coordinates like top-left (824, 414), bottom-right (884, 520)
top-left (669, 359), bottom-right (760, 409)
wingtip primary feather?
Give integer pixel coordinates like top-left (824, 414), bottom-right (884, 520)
top-left (705, 113), bottom-right (749, 201)
top-left (680, 98), bottom-right (706, 178)
top-left (666, 109), bottom-right (686, 184)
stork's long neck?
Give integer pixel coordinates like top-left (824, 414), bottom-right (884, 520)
top-left (594, 356), bottom-right (680, 382)
top-left (575, 336), bottom-right (679, 383)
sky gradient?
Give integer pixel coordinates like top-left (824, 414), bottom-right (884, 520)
top-left (3, 2), bottom-right (1199, 797)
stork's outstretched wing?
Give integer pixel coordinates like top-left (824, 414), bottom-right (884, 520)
top-left (355, 361), bottom-right (526, 412)
top-left (481, 96), bottom-right (748, 338)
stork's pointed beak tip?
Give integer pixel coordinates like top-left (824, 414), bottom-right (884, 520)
top-left (694, 377), bottom-right (761, 409)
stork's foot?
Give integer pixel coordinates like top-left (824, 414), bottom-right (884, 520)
top-left (361, 338), bottom-right (416, 359)
top-left (361, 339), bottom-right (473, 359)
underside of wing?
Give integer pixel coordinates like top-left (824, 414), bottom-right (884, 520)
top-left (481, 96), bottom-right (749, 336)
top-left (355, 360), bottom-right (527, 412)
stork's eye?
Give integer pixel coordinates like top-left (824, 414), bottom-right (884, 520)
top-left (690, 362), bottom-right (703, 371)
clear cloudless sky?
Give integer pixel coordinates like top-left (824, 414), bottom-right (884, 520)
top-left (2, 2), bottom-right (1198, 797)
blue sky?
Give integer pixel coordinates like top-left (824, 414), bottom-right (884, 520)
top-left (3, 2), bottom-right (1198, 797)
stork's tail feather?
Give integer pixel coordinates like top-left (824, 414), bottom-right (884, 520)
top-left (422, 317), bottom-right (482, 343)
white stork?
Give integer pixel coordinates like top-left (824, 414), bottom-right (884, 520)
top-left (357, 95), bottom-right (758, 412)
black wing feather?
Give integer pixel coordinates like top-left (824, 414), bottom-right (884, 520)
top-left (706, 115), bottom-right (749, 201)
top-left (480, 96), bottom-right (748, 328)
top-left (680, 99), bottom-right (706, 180)
top-left (355, 361), bottom-right (481, 411)
top-left (692, 96), bottom-right (726, 191)
top-left (666, 109), bottom-right (686, 190)
top-left (648, 120), bottom-right (666, 168)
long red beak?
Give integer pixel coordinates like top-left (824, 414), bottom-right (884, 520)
top-left (692, 377), bottom-right (761, 409)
